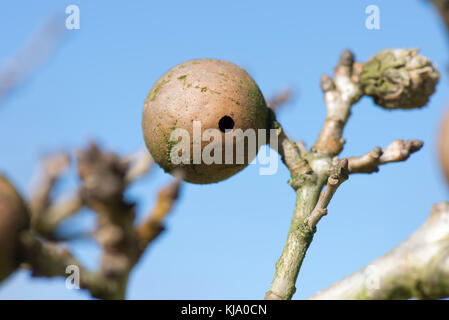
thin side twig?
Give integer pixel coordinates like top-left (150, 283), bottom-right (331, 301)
top-left (347, 140), bottom-right (423, 174)
top-left (29, 153), bottom-right (70, 234)
top-left (0, 15), bottom-right (65, 102)
top-left (123, 149), bottom-right (154, 186)
top-left (266, 89), bottom-right (293, 112)
top-left (136, 171), bottom-right (183, 254)
top-left (305, 159), bottom-right (349, 228)
top-left (313, 50), bottom-right (363, 156)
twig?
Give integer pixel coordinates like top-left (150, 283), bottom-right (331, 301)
top-left (40, 190), bottom-right (84, 234)
top-left (264, 159), bottom-right (348, 300)
top-left (309, 202), bottom-right (449, 299)
top-left (136, 171), bottom-right (183, 253)
top-left (305, 159), bottom-right (349, 228)
top-left (124, 149), bottom-right (154, 185)
top-left (0, 15), bottom-right (65, 102)
top-left (19, 232), bottom-right (117, 298)
top-left (76, 143), bottom-right (138, 299)
top-left (313, 50), bottom-right (363, 156)
top-left (267, 89), bottom-right (293, 112)
top-left (265, 49), bottom-right (426, 300)
top-left (347, 140), bottom-right (423, 174)
top-left (266, 50), bottom-right (363, 300)
top-left (30, 146), bottom-right (154, 239)
top-left (271, 119), bottom-right (312, 182)
top-left (11, 143), bottom-right (163, 299)
top-left (29, 153), bottom-right (70, 234)
top-left (74, 143), bottom-right (176, 299)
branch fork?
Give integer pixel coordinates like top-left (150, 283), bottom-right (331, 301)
top-left (1, 142), bottom-right (182, 299)
top-left (265, 48), bottom-right (433, 300)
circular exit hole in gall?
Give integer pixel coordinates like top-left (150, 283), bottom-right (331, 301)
top-left (218, 116), bottom-right (234, 133)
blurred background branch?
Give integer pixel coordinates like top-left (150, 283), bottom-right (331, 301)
top-left (0, 14), bottom-right (65, 103)
top-left (1, 142), bottom-right (182, 299)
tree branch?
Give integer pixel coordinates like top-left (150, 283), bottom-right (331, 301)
top-left (271, 119), bottom-right (312, 181)
top-left (37, 189), bottom-right (85, 238)
top-left (347, 140), bottom-right (424, 174)
top-left (19, 232), bottom-right (118, 298)
top-left (136, 171), bottom-right (183, 254)
top-left (313, 50), bottom-right (363, 156)
top-left (305, 159), bottom-right (349, 228)
top-left (0, 15), bottom-right (65, 103)
top-left (265, 50), bottom-right (363, 300)
top-left (1, 143), bottom-right (170, 299)
top-left (29, 153), bottom-right (71, 236)
top-left (266, 89), bottom-right (293, 112)
top-left (309, 202), bottom-right (449, 299)
top-left (29, 147), bottom-right (153, 239)
top-left (265, 49), bottom-right (430, 300)
top-left (123, 149), bottom-right (153, 186)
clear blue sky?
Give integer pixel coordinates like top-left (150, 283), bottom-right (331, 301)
top-left (0, 0), bottom-right (448, 299)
